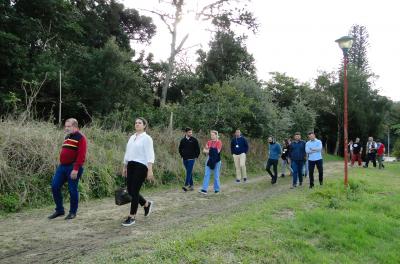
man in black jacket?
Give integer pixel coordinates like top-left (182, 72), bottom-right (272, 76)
top-left (179, 128), bottom-right (200, 191)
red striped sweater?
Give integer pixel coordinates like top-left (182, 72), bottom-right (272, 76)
top-left (59, 131), bottom-right (87, 170)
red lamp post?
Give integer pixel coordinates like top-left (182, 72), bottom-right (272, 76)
top-left (335, 36), bottom-right (354, 187)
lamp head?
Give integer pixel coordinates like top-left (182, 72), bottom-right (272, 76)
top-left (335, 36), bottom-right (354, 56)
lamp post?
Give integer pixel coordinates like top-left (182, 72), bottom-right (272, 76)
top-left (335, 36), bottom-right (354, 187)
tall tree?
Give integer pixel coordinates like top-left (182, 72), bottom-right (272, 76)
top-left (145, 0), bottom-right (258, 106)
top-left (196, 30), bottom-right (256, 86)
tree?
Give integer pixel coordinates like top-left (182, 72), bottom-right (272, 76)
top-left (197, 31), bottom-right (256, 86)
top-left (145, 0), bottom-right (258, 106)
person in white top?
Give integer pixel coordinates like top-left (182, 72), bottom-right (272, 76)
top-left (121, 117), bottom-right (155, 227)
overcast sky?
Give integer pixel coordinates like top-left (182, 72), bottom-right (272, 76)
top-left (124, 0), bottom-right (400, 101)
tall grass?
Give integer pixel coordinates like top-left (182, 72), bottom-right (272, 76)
top-left (0, 119), bottom-right (266, 212)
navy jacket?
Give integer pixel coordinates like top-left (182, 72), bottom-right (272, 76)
top-left (230, 136), bottom-right (249, 155)
top-left (207, 148), bottom-right (221, 169)
top-left (289, 140), bottom-right (306, 161)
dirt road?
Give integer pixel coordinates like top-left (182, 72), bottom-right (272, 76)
top-left (0, 162), bottom-right (341, 263)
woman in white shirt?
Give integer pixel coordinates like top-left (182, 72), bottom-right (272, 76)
top-left (121, 117), bottom-right (155, 227)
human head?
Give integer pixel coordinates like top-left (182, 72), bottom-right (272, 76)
top-left (268, 136), bottom-right (274, 143)
top-left (185, 127), bottom-right (193, 137)
top-left (294, 132), bottom-right (301, 141)
top-left (235, 129), bottom-right (241, 138)
top-left (210, 130), bottom-right (218, 140)
top-left (376, 138), bottom-right (381, 143)
top-left (64, 118), bottom-right (79, 134)
top-left (135, 117), bottom-right (148, 132)
top-left (355, 137), bottom-right (360, 143)
top-left (307, 131), bottom-right (315, 140)
top-left (368, 136), bottom-right (373, 142)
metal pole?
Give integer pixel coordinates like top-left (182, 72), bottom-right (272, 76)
top-left (59, 69), bottom-right (62, 126)
top-left (343, 55), bottom-right (349, 187)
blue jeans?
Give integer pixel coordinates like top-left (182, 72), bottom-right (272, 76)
top-left (201, 159), bottom-right (221, 192)
top-left (51, 164), bottom-right (83, 214)
top-left (291, 160), bottom-right (304, 186)
top-left (183, 159), bottom-right (196, 186)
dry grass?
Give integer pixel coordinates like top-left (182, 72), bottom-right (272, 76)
top-left (0, 119), bottom-right (266, 212)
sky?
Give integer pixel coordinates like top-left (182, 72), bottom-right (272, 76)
top-left (124, 0), bottom-right (400, 101)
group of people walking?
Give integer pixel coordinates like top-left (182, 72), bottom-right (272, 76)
top-left (47, 117), bottom-right (326, 227)
top-left (348, 136), bottom-right (386, 169)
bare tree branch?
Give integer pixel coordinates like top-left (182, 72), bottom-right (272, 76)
top-left (140, 8), bottom-right (174, 33)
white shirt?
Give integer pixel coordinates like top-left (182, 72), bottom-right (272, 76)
top-left (123, 132), bottom-right (155, 167)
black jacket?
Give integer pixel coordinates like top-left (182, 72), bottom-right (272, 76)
top-left (179, 136), bottom-right (200, 160)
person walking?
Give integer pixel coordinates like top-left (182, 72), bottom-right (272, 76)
top-left (348, 140), bottom-right (354, 162)
top-left (179, 128), bottom-right (200, 191)
top-left (289, 132), bottom-right (306, 189)
top-left (199, 130), bottom-right (222, 194)
top-left (364, 137), bottom-right (377, 168)
top-left (280, 139), bottom-right (293, 177)
top-left (48, 118), bottom-right (87, 220)
top-left (121, 117), bottom-right (155, 227)
top-left (351, 138), bottom-right (363, 167)
top-left (266, 136), bottom-right (281, 184)
top-left (231, 129), bottom-right (249, 183)
top-left (306, 131), bottom-right (323, 188)
top-left (376, 139), bottom-right (385, 169)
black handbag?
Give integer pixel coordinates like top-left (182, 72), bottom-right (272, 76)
top-left (115, 180), bottom-right (132, 206)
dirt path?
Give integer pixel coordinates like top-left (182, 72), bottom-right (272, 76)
top-left (0, 162), bottom-right (341, 263)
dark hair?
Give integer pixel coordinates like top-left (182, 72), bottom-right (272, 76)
top-left (294, 132), bottom-right (301, 136)
top-left (307, 131), bottom-right (315, 135)
top-left (185, 127), bottom-right (192, 132)
top-left (135, 117), bottom-right (148, 131)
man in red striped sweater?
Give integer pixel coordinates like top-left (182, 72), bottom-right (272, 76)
top-left (48, 118), bottom-right (87, 220)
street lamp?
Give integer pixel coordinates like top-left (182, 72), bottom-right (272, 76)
top-left (335, 35), bottom-right (354, 187)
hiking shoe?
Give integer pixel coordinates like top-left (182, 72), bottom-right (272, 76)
top-left (199, 189), bottom-right (207, 195)
top-left (235, 179), bottom-right (241, 183)
top-left (48, 211), bottom-right (65, 219)
top-left (122, 216), bottom-right (135, 227)
top-left (64, 213), bottom-right (76, 220)
top-left (144, 201), bottom-right (153, 217)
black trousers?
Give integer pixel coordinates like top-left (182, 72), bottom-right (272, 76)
top-left (309, 159), bottom-right (323, 187)
top-left (266, 159), bottom-right (279, 183)
top-left (127, 161), bottom-right (147, 215)
top-left (365, 153), bottom-right (376, 167)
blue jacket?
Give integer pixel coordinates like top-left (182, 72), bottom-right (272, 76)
top-left (231, 136), bottom-right (249, 155)
top-left (289, 140), bottom-right (306, 161)
top-left (268, 143), bottom-right (282, 160)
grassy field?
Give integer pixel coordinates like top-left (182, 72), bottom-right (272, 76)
top-left (85, 162), bottom-right (400, 264)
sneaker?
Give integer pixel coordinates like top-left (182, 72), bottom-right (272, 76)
top-left (214, 190), bottom-right (220, 194)
top-left (290, 185), bottom-right (297, 189)
top-left (199, 189), bottom-right (207, 195)
top-left (122, 216), bottom-right (135, 227)
top-left (235, 179), bottom-right (241, 183)
top-left (189, 186), bottom-right (194, 191)
top-left (48, 211), bottom-right (65, 219)
top-left (144, 201), bottom-right (153, 217)
top-left (182, 186), bottom-right (188, 192)
top-left (281, 174), bottom-right (285, 178)
top-left (64, 213), bottom-right (76, 220)
top-left (243, 178), bottom-right (247, 182)
top-left (309, 185), bottom-right (314, 189)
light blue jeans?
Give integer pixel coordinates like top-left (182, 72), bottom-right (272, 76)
top-left (201, 159), bottom-right (222, 192)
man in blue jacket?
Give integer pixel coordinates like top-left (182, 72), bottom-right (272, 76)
top-left (231, 129), bottom-right (249, 183)
top-left (289, 132), bottom-right (306, 188)
top-left (266, 136), bottom-right (281, 184)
